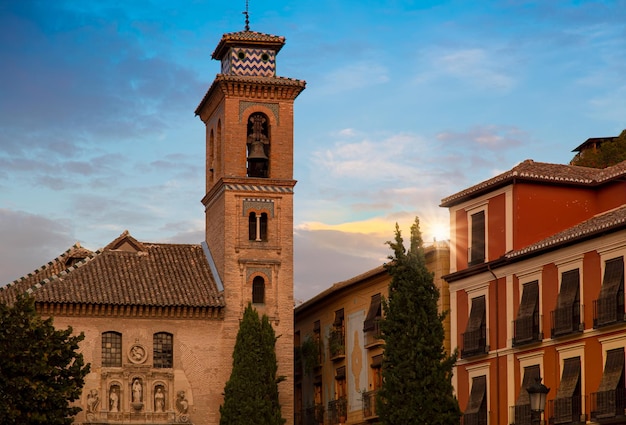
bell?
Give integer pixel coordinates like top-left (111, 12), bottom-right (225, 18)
top-left (248, 140), bottom-right (268, 160)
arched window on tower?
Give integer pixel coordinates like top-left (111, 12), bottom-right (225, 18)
top-left (246, 113), bottom-right (269, 178)
top-left (248, 212), bottom-right (268, 242)
top-left (249, 212), bottom-right (257, 240)
top-left (260, 213), bottom-right (268, 241)
top-left (252, 276), bottom-right (265, 304)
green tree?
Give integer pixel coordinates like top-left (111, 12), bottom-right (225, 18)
top-left (377, 217), bottom-right (461, 425)
top-left (571, 129), bottom-right (626, 168)
top-left (0, 295), bottom-right (90, 425)
top-left (220, 303), bottom-right (285, 425)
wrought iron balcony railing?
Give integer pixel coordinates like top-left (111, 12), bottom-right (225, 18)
top-left (461, 324), bottom-right (487, 358)
top-left (548, 395), bottom-right (584, 424)
top-left (328, 397), bottom-right (347, 425)
top-left (591, 388), bottom-right (626, 422)
top-left (512, 313), bottom-right (542, 346)
top-left (551, 303), bottom-right (583, 338)
top-left (362, 389), bottom-right (378, 419)
top-left (329, 328), bottom-right (345, 359)
top-left (303, 404), bottom-right (324, 425)
top-left (593, 296), bottom-right (625, 328)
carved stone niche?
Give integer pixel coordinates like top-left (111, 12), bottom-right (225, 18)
top-left (87, 367), bottom-right (184, 424)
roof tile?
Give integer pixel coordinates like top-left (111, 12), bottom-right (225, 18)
top-left (1, 234), bottom-right (224, 308)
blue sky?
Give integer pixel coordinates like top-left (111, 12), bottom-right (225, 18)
top-left (1, 0), bottom-right (625, 302)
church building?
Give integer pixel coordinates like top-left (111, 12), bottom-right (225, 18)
top-left (0, 23), bottom-right (305, 425)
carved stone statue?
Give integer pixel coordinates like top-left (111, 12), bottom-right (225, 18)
top-left (132, 378), bottom-right (143, 403)
top-left (86, 389), bottom-right (99, 413)
top-left (176, 390), bottom-right (189, 414)
top-left (109, 387), bottom-right (119, 412)
top-left (154, 387), bottom-right (165, 412)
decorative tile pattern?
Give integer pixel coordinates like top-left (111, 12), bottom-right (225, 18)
top-left (225, 183), bottom-right (293, 193)
top-left (243, 198), bottom-right (275, 217)
top-left (239, 101), bottom-right (279, 124)
top-left (222, 48), bottom-right (276, 77)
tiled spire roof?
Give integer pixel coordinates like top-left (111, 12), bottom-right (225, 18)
top-left (212, 30), bottom-right (286, 60)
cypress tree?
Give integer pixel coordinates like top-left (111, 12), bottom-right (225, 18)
top-left (376, 217), bottom-right (461, 425)
top-left (219, 303), bottom-right (285, 425)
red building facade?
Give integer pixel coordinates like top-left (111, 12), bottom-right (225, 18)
top-left (442, 159), bottom-right (626, 425)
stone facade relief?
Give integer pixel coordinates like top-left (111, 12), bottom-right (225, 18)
top-left (83, 337), bottom-right (194, 424)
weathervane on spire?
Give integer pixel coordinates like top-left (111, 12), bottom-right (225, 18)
top-left (243, 0), bottom-right (250, 31)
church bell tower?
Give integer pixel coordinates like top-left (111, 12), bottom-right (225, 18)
top-left (195, 21), bottom-right (305, 423)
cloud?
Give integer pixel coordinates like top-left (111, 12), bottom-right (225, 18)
top-left (293, 210), bottom-right (452, 302)
top-left (436, 125), bottom-right (526, 150)
top-left (0, 209), bottom-right (75, 285)
top-left (293, 227), bottom-right (386, 302)
top-left (0, 2), bottom-right (205, 154)
top-left (311, 132), bottom-right (429, 182)
top-left (415, 47), bottom-right (517, 91)
top-left (319, 61), bottom-right (389, 93)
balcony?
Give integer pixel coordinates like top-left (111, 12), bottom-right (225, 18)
top-left (591, 388), bottom-right (626, 423)
top-left (551, 303), bottom-right (583, 338)
top-left (548, 396), bottom-right (584, 424)
top-left (362, 389), bottom-right (379, 420)
top-left (328, 397), bottom-right (347, 425)
top-left (512, 314), bottom-right (542, 347)
top-left (461, 324), bottom-right (488, 358)
top-left (461, 411), bottom-right (488, 425)
top-left (509, 404), bottom-right (532, 425)
top-left (593, 296), bottom-right (625, 328)
top-left (329, 328), bottom-right (345, 360)
top-left (303, 404), bottom-right (324, 425)
top-left (364, 320), bottom-right (383, 347)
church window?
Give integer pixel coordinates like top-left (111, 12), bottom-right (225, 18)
top-left (252, 276), bottom-right (265, 304)
top-left (153, 332), bottom-right (173, 368)
top-left (102, 331), bottom-right (122, 367)
top-left (246, 113), bottom-right (270, 178)
top-left (248, 212), bottom-right (268, 241)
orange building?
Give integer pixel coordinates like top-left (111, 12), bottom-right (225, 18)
top-left (442, 159), bottom-right (626, 425)
top-left (294, 241), bottom-right (451, 425)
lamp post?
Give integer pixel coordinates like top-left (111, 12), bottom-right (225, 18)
top-left (527, 377), bottom-right (550, 425)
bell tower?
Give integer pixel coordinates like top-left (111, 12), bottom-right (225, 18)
top-left (195, 23), bottom-right (305, 423)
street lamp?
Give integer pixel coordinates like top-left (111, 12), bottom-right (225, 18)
top-left (527, 377), bottom-right (550, 425)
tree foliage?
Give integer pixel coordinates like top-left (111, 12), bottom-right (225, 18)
top-left (220, 303), bottom-right (285, 425)
top-left (377, 217), bottom-right (461, 425)
top-left (0, 295), bottom-right (90, 424)
top-left (571, 129), bottom-right (626, 168)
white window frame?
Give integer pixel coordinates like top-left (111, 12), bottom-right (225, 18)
top-left (466, 202), bottom-right (489, 265)
top-left (555, 342), bottom-right (586, 417)
top-left (467, 362), bottom-right (491, 425)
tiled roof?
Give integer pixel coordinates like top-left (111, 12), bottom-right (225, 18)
top-left (295, 265), bottom-right (388, 314)
top-left (212, 30), bottom-right (286, 60)
top-left (572, 136), bottom-right (617, 152)
top-left (506, 204), bottom-right (626, 259)
top-left (0, 243), bottom-right (95, 305)
top-left (295, 241), bottom-right (450, 313)
top-left (440, 159), bottom-right (626, 207)
top-left (1, 232), bottom-right (224, 308)
top-left (195, 74), bottom-right (306, 116)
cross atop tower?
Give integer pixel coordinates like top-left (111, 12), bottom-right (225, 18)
top-left (243, 0), bottom-right (250, 31)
